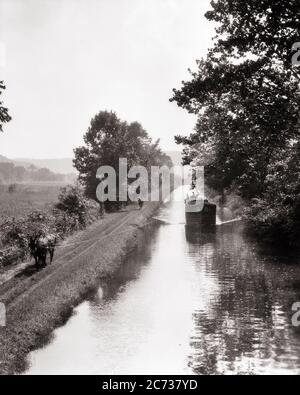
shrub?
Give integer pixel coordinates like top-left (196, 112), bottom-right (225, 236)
top-left (0, 218), bottom-right (29, 267)
top-left (26, 210), bottom-right (56, 238)
top-left (243, 149), bottom-right (300, 247)
top-left (1, 217), bottom-right (28, 249)
top-left (53, 209), bottom-right (80, 238)
top-left (245, 197), bottom-right (300, 247)
top-left (55, 185), bottom-right (89, 227)
top-left (0, 246), bottom-right (25, 267)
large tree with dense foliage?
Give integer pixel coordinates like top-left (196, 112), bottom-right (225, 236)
top-left (171, 0), bottom-right (300, 200)
top-left (171, 0), bottom-right (300, 244)
top-left (0, 81), bottom-right (11, 132)
top-left (74, 111), bottom-right (172, 211)
top-left (173, 59), bottom-right (300, 198)
top-left (205, 0), bottom-right (300, 76)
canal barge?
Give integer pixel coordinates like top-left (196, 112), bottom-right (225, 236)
top-left (185, 189), bottom-right (217, 228)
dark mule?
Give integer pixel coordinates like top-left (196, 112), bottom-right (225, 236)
top-left (29, 234), bottom-right (57, 270)
top-left (28, 236), bottom-right (39, 269)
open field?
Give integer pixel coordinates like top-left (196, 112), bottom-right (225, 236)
top-left (0, 182), bottom-right (68, 221)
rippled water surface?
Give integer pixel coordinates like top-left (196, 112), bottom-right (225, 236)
top-left (26, 195), bottom-right (300, 375)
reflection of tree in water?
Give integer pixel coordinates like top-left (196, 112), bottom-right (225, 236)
top-left (186, 223), bottom-right (300, 374)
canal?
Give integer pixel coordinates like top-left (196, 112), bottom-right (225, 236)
top-left (25, 192), bottom-right (300, 375)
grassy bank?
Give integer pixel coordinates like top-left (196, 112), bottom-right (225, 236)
top-left (0, 202), bottom-right (159, 374)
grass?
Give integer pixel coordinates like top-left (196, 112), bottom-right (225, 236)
top-left (0, 182), bottom-right (67, 221)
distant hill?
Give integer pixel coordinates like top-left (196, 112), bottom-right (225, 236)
top-left (0, 154), bottom-right (12, 163)
top-left (13, 153), bottom-right (183, 172)
top-left (1, 151), bottom-right (182, 175)
top-left (0, 154), bottom-right (77, 184)
top-left (13, 158), bottom-right (75, 174)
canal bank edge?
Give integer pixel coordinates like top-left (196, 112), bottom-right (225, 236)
top-left (0, 202), bottom-right (160, 375)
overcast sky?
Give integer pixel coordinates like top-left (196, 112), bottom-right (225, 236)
top-left (0, 0), bottom-right (215, 159)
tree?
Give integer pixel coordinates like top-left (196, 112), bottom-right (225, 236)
top-left (205, 0), bottom-right (300, 77)
top-left (171, 1), bottom-right (300, 199)
top-left (8, 183), bottom-right (17, 194)
top-left (174, 62), bottom-right (300, 197)
top-left (0, 81), bottom-right (11, 132)
top-left (0, 162), bottom-right (14, 182)
top-left (55, 185), bottom-right (89, 227)
top-left (14, 166), bottom-right (27, 182)
top-left (74, 111), bottom-right (172, 211)
top-left (0, 161), bottom-right (65, 183)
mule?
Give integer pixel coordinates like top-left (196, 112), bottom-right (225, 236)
top-left (29, 234), bottom-right (57, 270)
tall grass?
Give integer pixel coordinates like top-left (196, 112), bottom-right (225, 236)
top-left (0, 183), bottom-right (63, 221)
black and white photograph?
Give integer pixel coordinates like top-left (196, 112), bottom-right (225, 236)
top-left (0, 0), bottom-right (300, 378)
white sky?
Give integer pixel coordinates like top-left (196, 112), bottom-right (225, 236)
top-left (0, 0), bottom-right (215, 159)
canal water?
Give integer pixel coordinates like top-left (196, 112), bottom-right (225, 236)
top-left (25, 192), bottom-right (300, 375)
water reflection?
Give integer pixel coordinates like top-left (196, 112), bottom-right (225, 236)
top-left (186, 222), bottom-right (300, 375)
top-left (185, 225), bottom-right (216, 246)
top-left (25, 198), bottom-right (300, 375)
